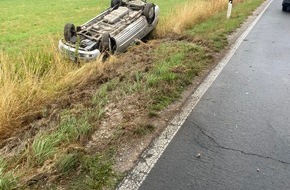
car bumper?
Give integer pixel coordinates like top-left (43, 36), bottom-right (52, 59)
top-left (58, 40), bottom-right (101, 61)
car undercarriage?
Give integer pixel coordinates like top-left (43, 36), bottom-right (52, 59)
top-left (59, 0), bottom-right (159, 61)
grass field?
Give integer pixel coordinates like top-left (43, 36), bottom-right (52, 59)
top-left (0, 0), bottom-right (265, 189)
top-left (0, 0), bottom-right (191, 54)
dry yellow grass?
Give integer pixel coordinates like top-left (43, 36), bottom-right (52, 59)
top-left (156, 0), bottom-right (243, 36)
top-left (0, 42), bottom-right (117, 139)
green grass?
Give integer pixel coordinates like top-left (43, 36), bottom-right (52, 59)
top-left (30, 134), bottom-right (59, 165)
top-left (56, 153), bottom-right (82, 175)
top-left (189, 0), bottom-right (265, 51)
top-left (30, 112), bottom-right (93, 166)
top-left (0, 0), bottom-right (105, 55)
top-left (0, 172), bottom-right (17, 190)
top-left (147, 42), bottom-right (209, 111)
top-left (0, 0), bottom-right (190, 55)
top-left (92, 78), bottom-right (119, 107)
top-left (0, 157), bottom-right (17, 190)
top-left (54, 151), bottom-right (120, 190)
top-left (133, 124), bottom-right (155, 136)
top-left (73, 153), bottom-right (119, 190)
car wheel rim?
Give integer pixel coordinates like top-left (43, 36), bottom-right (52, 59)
top-left (149, 8), bottom-right (154, 19)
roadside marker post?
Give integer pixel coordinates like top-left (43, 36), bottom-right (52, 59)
top-left (227, 0), bottom-right (233, 19)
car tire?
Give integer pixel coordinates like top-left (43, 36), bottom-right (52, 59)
top-left (143, 3), bottom-right (155, 24)
top-left (282, 5), bottom-right (287, 11)
top-left (64, 23), bottom-right (76, 42)
top-left (111, 0), bottom-right (121, 9)
top-left (101, 33), bottom-right (111, 52)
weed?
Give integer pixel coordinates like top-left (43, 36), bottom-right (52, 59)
top-left (92, 79), bottom-right (120, 120)
top-left (29, 113), bottom-right (92, 166)
top-left (69, 153), bottom-right (120, 190)
top-left (0, 157), bottom-right (7, 172)
top-left (113, 127), bottom-right (126, 140)
top-left (0, 157), bottom-right (17, 190)
top-left (31, 134), bottom-right (59, 166)
top-left (92, 81), bottom-right (111, 107)
top-left (133, 124), bottom-right (155, 136)
top-left (56, 153), bottom-right (81, 175)
top-left (122, 71), bottom-right (144, 94)
top-left (58, 114), bottom-right (92, 143)
top-left (146, 74), bottom-right (159, 87)
top-left (82, 155), bottom-right (114, 189)
top-left (148, 110), bottom-right (159, 118)
top-left (145, 42), bottom-right (207, 111)
top-left (0, 172), bottom-right (17, 190)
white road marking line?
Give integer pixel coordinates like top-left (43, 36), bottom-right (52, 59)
top-left (116, 1), bottom-right (273, 189)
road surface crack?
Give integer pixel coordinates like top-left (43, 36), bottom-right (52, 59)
top-left (195, 124), bottom-right (290, 165)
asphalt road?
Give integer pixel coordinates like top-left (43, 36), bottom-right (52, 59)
top-left (139, 1), bottom-right (290, 190)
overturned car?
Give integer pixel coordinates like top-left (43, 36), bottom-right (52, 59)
top-left (58, 0), bottom-right (159, 61)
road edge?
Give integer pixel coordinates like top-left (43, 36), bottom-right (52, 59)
top-left (116, 0), bottom-right (273, 189)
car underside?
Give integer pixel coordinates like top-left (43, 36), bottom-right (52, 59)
top-left (59, 0), bottom-right (159, 61)
top-left (282, 0), bottom-right (290, 11)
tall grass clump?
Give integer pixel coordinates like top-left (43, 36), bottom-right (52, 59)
top-left (0, 49), bottom-right (70, 138)
top-left (0, 157), bottom-right (17, 189)
top-left (28, 113), bottom-right (92, 166)
top-left (156, 0), bottom-right (243, 36)
top-left (0, 42), bottom-right (115, 140)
